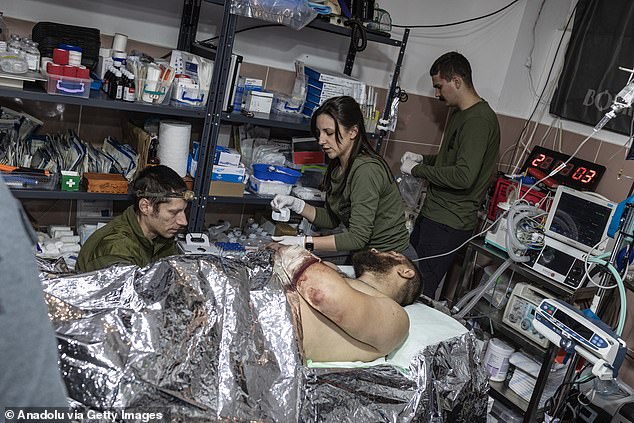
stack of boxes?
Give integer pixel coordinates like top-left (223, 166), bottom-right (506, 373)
top-left (209, 147), bottom-right (245, 197)
top-left (302, 64), bottom-right (366, 117)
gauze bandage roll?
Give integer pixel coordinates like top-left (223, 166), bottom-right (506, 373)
top-left (158, 121), bottom-right (191, 177)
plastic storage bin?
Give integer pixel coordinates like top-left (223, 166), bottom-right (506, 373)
top-left (487, 398), bottom-right (523, 423)
top-left (480, 265), bottom-right (515, 309)
top-left (248, 174), bottom-right (292, 196)
top-left (46, 74), bottom-right (91, 98)
top-left (252, 164), bottom-right (301, 184)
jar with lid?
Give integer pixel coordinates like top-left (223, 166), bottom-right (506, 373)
top-left (7, 34), bottom-right (21, 54)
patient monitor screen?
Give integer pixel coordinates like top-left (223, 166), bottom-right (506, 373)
top-left (547, 191), bottom-right (612, 251)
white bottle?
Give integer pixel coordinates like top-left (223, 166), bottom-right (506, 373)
top-left (24, 40), bottom-right (40, 71)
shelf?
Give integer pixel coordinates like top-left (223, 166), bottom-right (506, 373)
top-left (0, 83), bottom-right (207, 119)
top-left (469, 239), bottom-right (576, 299)
top-left (488, 380), bottom-right (529, 414)
top-left (10, 189), bottom-right (133, 201)
top-left (474, 300), bottom-right (547, 359)
top-left (207, 194), bottom-right (273, 205)
top-left (219, 111), bottom-right (382, 141)
top-left (203, 0), bottom-right (401, 47)
top-left (206, 193), bottom-right (324, 206)
top-left (220, 111), bottom-right (312, 131)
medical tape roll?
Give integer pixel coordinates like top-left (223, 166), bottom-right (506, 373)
top-left (158, 121), bottom-right (191, 177)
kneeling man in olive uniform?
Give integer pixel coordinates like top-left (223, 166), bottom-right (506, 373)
top-left (77, 165), bottom-right (190, 272)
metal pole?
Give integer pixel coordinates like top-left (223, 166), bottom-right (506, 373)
top-left (188, 4), bottom-right (237, 232)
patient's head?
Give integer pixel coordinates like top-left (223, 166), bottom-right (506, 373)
top-left (352, 249), bottom-right (423, 306)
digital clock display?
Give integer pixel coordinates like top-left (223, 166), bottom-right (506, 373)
top-left (521, 146), bottom-right (605, 191)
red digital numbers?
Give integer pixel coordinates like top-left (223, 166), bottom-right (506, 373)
top-left (553, 160), bottom-right (574, 176)
top-left (531, 154), bottom-right (546, 167)
top-left (572, 166), bottom-right (587, 180)
top-left (531, 154), bottom-right (555, 170)
top-left (527, 148), bottom-right (602, 188)
top-left (582, 170), bottom-right (596, 184)
top-left (569, 167), bottom-right (597, 184)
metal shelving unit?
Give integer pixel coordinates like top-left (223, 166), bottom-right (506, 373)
top-left (459, 239), bottom-right (585, 423)
top-left (0, 84), bottom-right (206, 118)
top-left (10, 189), bottom-right (133, 201)
top-left (3, 1), bottom-right (408, 232)
top-left (182, 0), bottom-right (410, 230)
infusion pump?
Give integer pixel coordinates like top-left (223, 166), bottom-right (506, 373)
top-left (502, 282), bottom-right (551, 348)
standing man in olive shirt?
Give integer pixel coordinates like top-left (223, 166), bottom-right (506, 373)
top-left (401, 52), bottom-right (500, 298)
top-left (77, 165), bottom-right (190, 272)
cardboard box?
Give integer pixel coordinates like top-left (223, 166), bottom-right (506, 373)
top-left (292, 137), bottom-right (325, 165)
top-left (245, 91), bottom-right (274, 117)
top-left (211, 165), bottom-right (245, 183)
top-left (82, 173), bottom-right (129, 194)
top-left (209, 180), bottom-right (244, 197)
top-left (214, 146), bottom-right (241, 167)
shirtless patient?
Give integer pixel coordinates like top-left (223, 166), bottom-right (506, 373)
top-left (271, 245), bottom-right (423, 362)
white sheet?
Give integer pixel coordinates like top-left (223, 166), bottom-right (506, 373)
top-left (308, 303), bottom-right (469, 371)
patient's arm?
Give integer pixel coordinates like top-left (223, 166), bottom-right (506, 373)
top-left (296, 263), bottom-right (409, 356)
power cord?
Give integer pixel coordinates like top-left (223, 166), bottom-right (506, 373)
top-left (392, 0), bottom-right (522, 29)
top-left (344, 18), bottom-right (367, 52)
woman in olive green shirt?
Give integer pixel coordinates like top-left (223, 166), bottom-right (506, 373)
top-left (271, 96), bottom-right (414, 259)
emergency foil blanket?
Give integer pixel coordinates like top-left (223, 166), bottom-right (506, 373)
top-left (40, 252), bottom-right (488, 422)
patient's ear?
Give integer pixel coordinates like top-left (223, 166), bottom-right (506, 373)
top-left (397, 266), bottom-right (415, 280)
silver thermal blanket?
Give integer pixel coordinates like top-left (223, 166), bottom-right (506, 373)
top-left (40, 252), bottom-right (488, 422)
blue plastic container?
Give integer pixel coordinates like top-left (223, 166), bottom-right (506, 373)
top-left (252, 164), bottom-right (301, 184)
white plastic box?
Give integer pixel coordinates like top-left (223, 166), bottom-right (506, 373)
top-left (46, 74), bottom-right (91, 98)
top-left (248, 174), bottom-right (292, 196)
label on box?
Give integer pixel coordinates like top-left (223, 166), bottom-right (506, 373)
top-left (245, 91), bottom-right (274, 115)
top-left (211, 165), bottom-right (245, 183)
top-left (214, 147), bottom-right (241, 167)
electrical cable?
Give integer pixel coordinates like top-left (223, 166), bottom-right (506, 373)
top-left (391, 0), bottom-right (522, 29)
top-left (198, 23), bottom-right (283, 45)
top-left (506, 1), bottom-right (579, 175)
top-left (344, 18), bottom-right (367, 52)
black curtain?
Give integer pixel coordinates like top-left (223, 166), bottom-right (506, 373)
top-left (550, 0), bottom-right (634, 135)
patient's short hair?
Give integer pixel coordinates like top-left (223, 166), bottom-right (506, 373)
top-left (396, 257), bottom-right (423, 306)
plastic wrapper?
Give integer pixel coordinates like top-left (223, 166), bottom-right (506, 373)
top-left (39, 252), bottom-right (488, 421)
top-left (230, 0), bottom-right (318, 30)
top-left (398, 174), bottom-right (427, 234)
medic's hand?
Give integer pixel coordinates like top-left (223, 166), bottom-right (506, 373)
top-left (400, 151), bottom-right (424, 164)
top-left (400, 159), bottom-right (419, 175)
top-left (271, 235), bottom-right (306, 247)
top-left (270, 194), bottom-right (306, 214)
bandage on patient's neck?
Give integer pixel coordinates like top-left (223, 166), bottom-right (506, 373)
top-left (291, 256), bottom-right (321, 288)
top-left (273, 246), bottom-right (322, 290)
